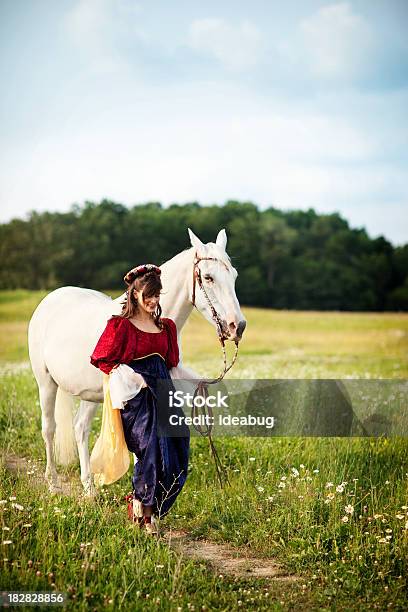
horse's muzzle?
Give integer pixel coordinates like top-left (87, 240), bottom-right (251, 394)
top-left (226, 319), bottom-right (246, 342)
top-left (221, 318), bottom-right (247, 342)
top-left (236, 319), bottom-right (247, 340)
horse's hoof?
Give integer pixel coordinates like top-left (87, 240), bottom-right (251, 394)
top-left (84, 488), bottom-right (96, 499)
top-left (79, 488), bottom-right (98, 503)
top-left (45, 471), bottom-right (61, 491)
top-left (48, 482), bottom-right (64, 494)
top-left (82, 482), bottom-right (97, 498)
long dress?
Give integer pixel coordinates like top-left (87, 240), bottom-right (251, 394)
top-left (90, 315), bottom-right (190, 518)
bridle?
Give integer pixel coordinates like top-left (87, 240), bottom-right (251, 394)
top-left (188, 251), bottom-right (241, 487)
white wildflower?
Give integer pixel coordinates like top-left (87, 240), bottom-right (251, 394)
top-left (11, 503), bottom-right (24, 511)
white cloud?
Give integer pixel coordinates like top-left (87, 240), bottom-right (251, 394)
top-left (224, 113), bottom-right (374, 162)
top-left (298, 2), bottom-right (374, 79)
top-left (63, 0), bottom-right (142, 74)
top-left (188, 18), bottom-right (263, 71)
top-left (2, 79), bottom-right (406, 243)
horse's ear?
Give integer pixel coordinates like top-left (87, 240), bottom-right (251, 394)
top-left (215, 228), bottom-right (227, 251)
top-left (188, 228), bottom-right (204, 252)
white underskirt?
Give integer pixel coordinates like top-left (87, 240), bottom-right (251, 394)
top-left (109, 364), bottom-right (147, 410)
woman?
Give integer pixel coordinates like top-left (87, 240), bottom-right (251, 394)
top-left (90, 264), bottom-right (190, 535)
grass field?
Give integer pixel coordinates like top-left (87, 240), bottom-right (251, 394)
top-left (0, 289), bottom-right (407, 611)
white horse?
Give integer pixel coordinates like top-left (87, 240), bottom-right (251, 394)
top-left (28, 228), bottom-right (246, 496)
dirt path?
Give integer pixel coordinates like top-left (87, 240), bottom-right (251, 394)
top-left (163, 529), bottom-right (298, 581)
top-left (3, 453), bottom-right (299, 583)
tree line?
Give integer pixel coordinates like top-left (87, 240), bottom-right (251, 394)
top-left (0, 200), bottom-right (407, 311)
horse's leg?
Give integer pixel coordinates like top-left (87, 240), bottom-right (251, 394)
top-left (73, 400), bottom-right (99, 497)
top-left (39, 375), bottom-right (61, 492)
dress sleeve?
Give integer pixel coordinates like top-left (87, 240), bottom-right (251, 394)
top-left (90, 316), bottom-right (128, 375)
top-left (164, 318), bottom-right (180, 369)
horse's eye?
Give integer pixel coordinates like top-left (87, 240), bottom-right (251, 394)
top-left (204, 275), bottom-right (214, 282)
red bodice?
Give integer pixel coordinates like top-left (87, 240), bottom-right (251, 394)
top-left (90, 315), bottom-right (179, 375)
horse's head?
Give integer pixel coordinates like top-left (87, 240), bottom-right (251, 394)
top-left (188, 228), bottom-right (247, 343)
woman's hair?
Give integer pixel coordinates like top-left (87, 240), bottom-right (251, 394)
top-left (120, 270), bottom-right (163, 330)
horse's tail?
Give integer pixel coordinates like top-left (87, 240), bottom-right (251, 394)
top-left (54, 387), bottom-right (78, 465)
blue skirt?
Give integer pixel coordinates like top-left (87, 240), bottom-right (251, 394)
top-left (120, 354), bottom-right (190, 518)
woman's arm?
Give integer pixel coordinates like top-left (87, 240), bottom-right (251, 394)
top-left (90, 317), bottom-right (127, 374)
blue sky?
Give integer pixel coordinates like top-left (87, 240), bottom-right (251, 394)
top-left (1, 0), bottom-right (407, 245)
